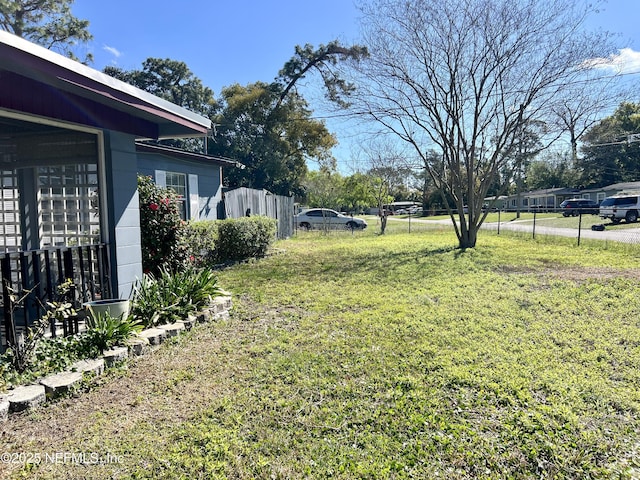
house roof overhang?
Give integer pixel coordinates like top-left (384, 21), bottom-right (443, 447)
top-left (135, 141), bottom-right (243, 168)
top-left (524, 187), bottom-right (579, 197)
top-left (0, 30), bottom-right (211, 139)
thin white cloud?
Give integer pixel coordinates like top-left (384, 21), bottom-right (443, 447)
top-left (585, 48), bottom-right (640, 74)
top-left (103, 45), bottom-right (122, 58)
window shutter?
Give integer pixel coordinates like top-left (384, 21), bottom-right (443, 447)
top-left (155, 170), bottom-right (166, 187)
top-left (188, 174), bottom-right (199, 220)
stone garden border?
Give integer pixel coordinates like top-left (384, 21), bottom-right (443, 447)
top-left (0, 295), bottom-right (232, 420)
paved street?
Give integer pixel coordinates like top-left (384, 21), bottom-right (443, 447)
top-left (387, 216), bottom-right (640, 244)
top-left (482, 218), bottom-right (640, 244)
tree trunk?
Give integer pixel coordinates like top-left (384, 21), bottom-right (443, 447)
top-left (380, 213), bottom-right (388, 234)
top-left (458, 225), bottom-right (478, 249)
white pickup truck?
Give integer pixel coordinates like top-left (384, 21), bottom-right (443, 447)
top-left (599, 194), bottom-right (640, 224)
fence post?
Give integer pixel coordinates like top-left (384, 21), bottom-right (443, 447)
top-left (497, 210), bottom-right (501, 235)
top-left (577, 212), bottom-right (582, 246)
top-left (19, 251), bottom-right (31, 326)
top-left (533, 211), bottom-right (536, 239)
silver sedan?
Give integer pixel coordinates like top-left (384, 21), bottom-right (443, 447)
top-left (296, 208), bottom-right (367, 230)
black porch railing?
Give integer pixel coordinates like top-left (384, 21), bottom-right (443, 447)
top-left (0, 244), bottom-right (111, 352)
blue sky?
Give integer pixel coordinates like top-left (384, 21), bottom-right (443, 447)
top-left (74, 0), bottom-right (363, 95)
top-left (73, 0), bottom-right (640, 88)
top-left (72, 0), bottom-right (640, 169)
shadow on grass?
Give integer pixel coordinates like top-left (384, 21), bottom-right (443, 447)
top-left (282, 242), bottom-right (475, 283)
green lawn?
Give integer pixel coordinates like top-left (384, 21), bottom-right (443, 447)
top-left (6, 231), bottom-right (640, 479)
top-left (393, 212), bottom-right (559, 222)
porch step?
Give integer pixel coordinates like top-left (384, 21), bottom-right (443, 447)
top-left (0, 321), bottom-right (88, 351)
top-left (46, 319), bottom-right (88, 339)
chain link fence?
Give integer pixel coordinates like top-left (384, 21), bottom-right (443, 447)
top-left (379, 209), bottom-right (640, 247)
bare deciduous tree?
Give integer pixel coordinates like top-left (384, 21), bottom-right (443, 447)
top-left (361, 140), bottom-right (408, 234)
top-left (551, 72), bottom-right (627, 164)
top-left (352, 0), bottom-right (616, 248)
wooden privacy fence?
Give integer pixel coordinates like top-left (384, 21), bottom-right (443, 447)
top-left (224, 187), bottom-right (294, 239)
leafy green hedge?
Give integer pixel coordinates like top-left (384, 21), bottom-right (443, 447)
top-left (214, 216), bottom-right (277, 262)
top-left (185, 221), bottom-right (219, 268)
top-left (184, 217), bottom-right (276, 267)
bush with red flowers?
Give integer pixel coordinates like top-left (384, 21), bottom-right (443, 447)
top-left (137, 175), bottom-right (189, 275)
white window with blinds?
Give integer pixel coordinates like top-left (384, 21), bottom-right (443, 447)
top-left (155, 170), bottom-right (199, 221)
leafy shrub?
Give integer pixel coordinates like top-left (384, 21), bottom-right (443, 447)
top-left (3, 280), bottom-right (77, 374)
top-left (177, 267), bottom-right (222, 311)
top-left (138, 175), bottom-right (189, 275)
top-left (215, 216), bottom-right (276, 262)
top-left (0, 335), bottom-right (93, 391)
top-left (34, 335), bottom-right (94, 369)
top-left (185, 220), bottom-right (219, 268)
top-left (84, 313), bottom-right (143, 352)
top-left (129, 274), bottom-right (167, 328)
top-left (130, 266), bottom-right (222, 328)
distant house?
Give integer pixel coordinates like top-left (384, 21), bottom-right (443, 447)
top-left (0, 28), bottom-right (236, 345)
top-left (505, 187), bottom-right (580, 211)
top-left (483, 195), bottom-right (508, 210)
top-left (580, 181), bottom-right (640, 203)
top-left (502, 182), bottom-right (640, 211)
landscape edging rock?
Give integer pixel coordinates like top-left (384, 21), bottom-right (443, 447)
top-left (1, 295), bottom-right (232, 419)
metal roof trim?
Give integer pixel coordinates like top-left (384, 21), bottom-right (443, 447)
top-left (134, 141), bottom-right (243, 168)
top-left (0, 30), bottom-right (211, 135)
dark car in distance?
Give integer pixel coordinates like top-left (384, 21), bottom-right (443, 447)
top-left (559, 199), bottom-right (599, 217)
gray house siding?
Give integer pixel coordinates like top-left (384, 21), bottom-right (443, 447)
top-left (104, 131), bottom-right (143, 299)
top-left (137, 152), bottom-right (223, 221)
top-left (504, 188), bottom-right (579, 211)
